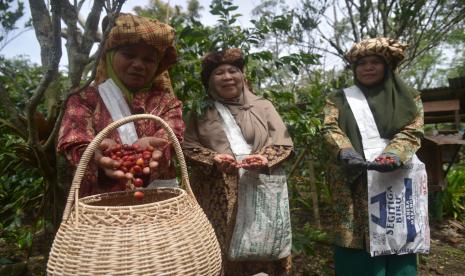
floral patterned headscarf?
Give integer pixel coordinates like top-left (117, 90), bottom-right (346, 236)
top-left (94, 13), bottom-right (177, 98)
top-left (345, 37), bottom-right (408, 69)
top-left (200, 48), bottom-right (245, 88)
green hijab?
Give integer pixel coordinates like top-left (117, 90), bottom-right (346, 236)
top-left (330, 69), bottom-right (419, 156)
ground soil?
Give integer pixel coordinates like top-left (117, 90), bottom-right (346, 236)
top-left (0, 219), bottom-right (464, 275)
top-left (293, 219), bottom-right (465, 276)
top-left (418, 220), bottom-right (465, 276)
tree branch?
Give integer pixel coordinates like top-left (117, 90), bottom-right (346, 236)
top-left (331, 0), bottom-right (341, 50)
top-left (344, 0), bottom-right (360, 41)
top-left (28, 0), bottom-right (53, 68)
top-left (407, 1), bottom-right (441, 64)
top-left (0, 81), bottom-right (27, 137)
top-left (393, 1), bottom-right (416, 38)
top-left (47, 1), bottom-right (125, 149)
top-left (317, 27), bottom-right (346, 60)
top-left (403, 6), bottom-right (465, 69)
top-left (358, 0), bottom-right (367, 37)
top-left (0, 27), bottom-right (34, 51)
top-left (382, 0), bottom-right (396, 36)
top-left (81, 0), bottom-right (104, 50)
top-left (27, 0), bottom-right (62, 147)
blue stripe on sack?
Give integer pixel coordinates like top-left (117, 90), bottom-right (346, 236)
top-left (370, 191), bottom-right (387, 228)
top-left (404, 178), bottom-right (417, 242)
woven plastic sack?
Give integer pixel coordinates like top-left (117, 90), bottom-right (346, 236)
top-left (367, 155), bottom-right (430, 256)
top-left (228, 169), bottom-right (292, 261)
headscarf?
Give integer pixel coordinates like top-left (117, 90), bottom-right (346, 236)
top-left (331, 37), bottom-right (420, 155)
top-left (184, 49), bottom-right (293, 155)
top-left (94, 13), bottom-right (177, 100)
top-left (345, 37), bottom-right (407, 70)
top-left (200, 48), bottom-right (245, 88)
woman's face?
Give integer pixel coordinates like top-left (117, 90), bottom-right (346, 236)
top-left (354, 55), bottom-right (386, 87)
top-left (112, 43), bottom-right (159, 90)
top-left (209, 64), bottom-right (244, 99)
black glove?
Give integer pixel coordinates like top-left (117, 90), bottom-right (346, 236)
top-left (338, 148), bottom-right (367, 170)
top-left (367, 153), bottom-right (401, 172)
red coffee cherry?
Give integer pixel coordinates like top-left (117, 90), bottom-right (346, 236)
top-left (136, 158), bottom-right (144, 166)
top-left (102, 143), bottom-right (158, 191)
top-left (133, 178), bottom-right (144, 187)
top-left (134, 191), bottom-right (144, 200)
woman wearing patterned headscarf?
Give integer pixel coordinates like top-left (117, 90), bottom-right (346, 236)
top-left (57, 13), bottom-right (185, 197)
top-left (322, 37), bottom-right (428, 275)
top-left (183, 48), bottom-right (294, 275)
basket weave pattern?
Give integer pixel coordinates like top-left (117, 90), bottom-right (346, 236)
top-left (47, 114), bottom-right (221, 275)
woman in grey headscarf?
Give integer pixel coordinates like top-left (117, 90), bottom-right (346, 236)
top-left (183, 48), bottom-right (293, 276)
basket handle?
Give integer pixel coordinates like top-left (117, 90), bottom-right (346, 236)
top-left (61, 114), bottom-right (195, 222)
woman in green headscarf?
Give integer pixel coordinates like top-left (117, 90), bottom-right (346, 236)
top-left (322, 37), bottom-right (428, 275)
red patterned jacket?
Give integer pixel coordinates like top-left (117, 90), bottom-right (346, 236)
top-left (57, 86), bottom-right (185, 197)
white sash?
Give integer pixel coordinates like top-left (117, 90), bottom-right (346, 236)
top-left (214, 101), bottom-right (292, 261)
top-left (98, 79), bottom-right (138, 145)
top-left (214, 101), bottom-right (252, 160)
top-left (344, 85), bottom-right (430, 256)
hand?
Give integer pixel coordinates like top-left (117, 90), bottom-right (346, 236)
top-left (238, 154), bottom-right (268, 171)
top-left (339, 148), bottom-right (367, 170)
top-left (367, 153), bottom-right (401, 172)
top-left (213, 154), bottom-right (238, 174)
top-left (95, 139), bottom-right (128, 180)
top-left (134, 137), bottom-right (171, 176)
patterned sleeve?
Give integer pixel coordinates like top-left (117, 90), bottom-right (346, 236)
top-left (383, 95), bottom-right (424, 163)
top-left (322, 97), bottom-right (354, 157)
top-left (183, 147), bottom-right (218, 177)
top-left (184, 148), bottom-right (216, 167)
top-left (150, 96), bottom-right (185, 144)
top-left (257, 145), bottom-right (293, 169)
top-left (144, 94), bottom-right (186, 175)
top-left (56, 91), bottom-right (103, 197)
top-left (57, 92), bottom-right (95, 166)
top-left (182, 112), bottom-right (217, 174)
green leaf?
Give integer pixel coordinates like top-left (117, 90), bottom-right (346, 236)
top-left (291, 65), bottom-right (300, 75)
top-left (251, 51), bottom-right (273, 61)
top-left (227, 6), bottom-right (239, 12)
top-left (0, 258), bottom-right (14, 265)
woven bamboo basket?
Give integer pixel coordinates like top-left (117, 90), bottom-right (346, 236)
top-left (47, 114), bottom-right (222, 275)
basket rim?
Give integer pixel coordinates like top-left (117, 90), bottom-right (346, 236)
top-left (77, 187), bottom-right (188, 210)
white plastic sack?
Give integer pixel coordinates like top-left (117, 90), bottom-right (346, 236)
top-left (228, 168), bottom-right (292, 261)
top-left (214, 101), bottom-right (292, 261)
top-left (367, 156), bottom-right (430, 256)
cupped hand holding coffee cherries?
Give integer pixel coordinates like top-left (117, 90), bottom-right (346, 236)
top-left (213, 154), bottom-right (268, 174)
top-left (95, 137), bottom-right (170, 200)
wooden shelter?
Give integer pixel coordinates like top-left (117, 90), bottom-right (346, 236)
top-left (417, 77), bottom-right (465, 192)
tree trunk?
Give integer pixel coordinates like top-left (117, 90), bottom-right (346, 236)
top-left (308, 159), bottom-right (321, 229)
